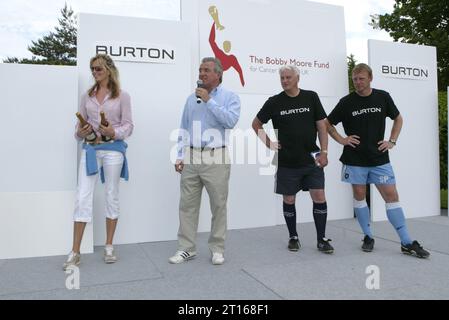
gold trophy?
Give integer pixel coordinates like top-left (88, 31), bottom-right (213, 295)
top-left (209, 5), bottom-right (225, 30)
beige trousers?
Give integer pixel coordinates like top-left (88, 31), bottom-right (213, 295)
top-left (177, 147), bottom-right (231, 254)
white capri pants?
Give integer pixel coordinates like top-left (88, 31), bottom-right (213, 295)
top-left (74, 150), bottom-right (124, 222)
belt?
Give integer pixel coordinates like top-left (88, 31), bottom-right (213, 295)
top-left (85, 140), bottom-right (115, 145)
top-left (189, 146), bottom-right (226, 151)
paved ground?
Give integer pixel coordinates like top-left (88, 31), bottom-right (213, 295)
top-left (1, 215), bottom-right (448, 300)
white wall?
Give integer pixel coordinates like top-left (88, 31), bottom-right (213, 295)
top-left (77, 14), bottom-right (192, 245)
top-left (0, 64), bottom-right (93, 259)
top-left (368, 40), bottom-right (440, 221)
top-left (1, 10), bottom-right (442, 261)
top-left (182, 0), bottom-right (353, 229)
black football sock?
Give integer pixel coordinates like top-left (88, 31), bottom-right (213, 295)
top-left (283, 202), bottom-right (298, 238)
top-left (313, 202), bottom-right (327, 240)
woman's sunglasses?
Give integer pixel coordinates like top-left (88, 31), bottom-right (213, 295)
top-left (90, 66), bottom-right (104, 72)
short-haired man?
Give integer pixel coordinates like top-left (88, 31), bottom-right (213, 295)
top-left (326, 63), bottom-right (429, 258)
top-left (252, 65), bottom-right (334, 254)
top-left (169, 57), bottom-right (241, 265)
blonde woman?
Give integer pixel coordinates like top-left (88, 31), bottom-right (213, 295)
top-left (63, 54), bottom-right (134, 270)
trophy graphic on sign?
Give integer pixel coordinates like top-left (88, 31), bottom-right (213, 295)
top-left (208, 5), bottom-right (245, 87)
top-left (209, 6), bottom-right (225, 30)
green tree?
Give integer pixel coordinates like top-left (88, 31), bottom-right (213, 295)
top-left (371, 0), bottom-right (449, 90)
top-left (3, 3), bottom-right (77, 65)
top-left (347, 54), bottom-right (357, 93)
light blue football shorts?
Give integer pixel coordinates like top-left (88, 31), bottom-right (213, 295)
top-left (341, 163), bottom-right (396, 185)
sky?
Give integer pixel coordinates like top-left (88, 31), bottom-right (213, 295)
top-left (0, 0), bottom-right (395, 63)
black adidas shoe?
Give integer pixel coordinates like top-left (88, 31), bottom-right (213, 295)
top-left (361, 235), bottom-right (375, 252)
top-left (401, 240), bottom-right (430, 258)
top-left (317, 238), bottom-right (334, 254)
top-left (288, 236), bottom-right (300, 251)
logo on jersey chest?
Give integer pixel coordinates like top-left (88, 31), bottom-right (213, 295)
top-left (280, 107), bottom-right (310, 116)
top-left (352, 107), bottom-right (382, 117)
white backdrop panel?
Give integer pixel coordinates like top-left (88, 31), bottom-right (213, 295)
top-left (0, 64), bottom-right (77, 193)
top-left (77, 14), bottom-right (192, 245)
top-left (183, 0), bottom-right (353, 229)
top-left (0, 64), bottom-right (92, 259)
top-left (368, 40), bottom-right (439, 221)
top-left (197, 0), bottom-right (348, 97)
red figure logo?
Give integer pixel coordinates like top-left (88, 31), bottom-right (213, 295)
top-left (208, 6), bottom-right (245, 87)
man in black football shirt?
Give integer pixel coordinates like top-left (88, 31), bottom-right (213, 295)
top-left (326, 63), bottom-right (429, 258)
top-left (252, 65), bottom-right (334, 254)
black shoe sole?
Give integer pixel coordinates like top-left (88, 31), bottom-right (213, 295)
top-left (362, 248), bottom-right (373, 252)
top-left (318, 249), bottom-right (334, 254)
top-left (401, 250), bottom-right (429, 259)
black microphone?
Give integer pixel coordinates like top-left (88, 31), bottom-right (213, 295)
top-left (196, 80), bottom-right (204, 104)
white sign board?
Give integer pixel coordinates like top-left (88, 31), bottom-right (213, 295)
top-left (78, 13), bottom-right (192, 245)
top-left (368, 40), bottom-right (439, 221)
top-left (197, 0), bottom-right (347, 97)
top-left (183, 0), bottom-right (353, 228)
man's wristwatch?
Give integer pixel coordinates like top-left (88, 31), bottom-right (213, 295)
top-left (389, 139), bottom-right (396, 146)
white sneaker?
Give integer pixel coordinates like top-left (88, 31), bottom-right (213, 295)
top-left (211, 252), bottom-right (224, 265)
top-left (62, 251), bottom-right (80, 270)
top-left (104, 245), bottom-right (117, 264)
top-left (168, 250), bottom-right (197, 264)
